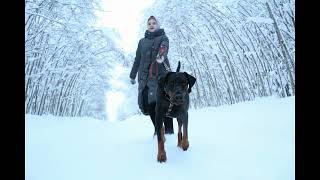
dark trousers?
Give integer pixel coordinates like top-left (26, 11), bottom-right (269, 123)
top-left (142, 87), bottom-right (174, 134)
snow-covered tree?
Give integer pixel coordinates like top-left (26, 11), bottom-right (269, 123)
top-left (143, 0), bottom-right (295, 108)
top-left (25, 0), bottom-right (126, 119)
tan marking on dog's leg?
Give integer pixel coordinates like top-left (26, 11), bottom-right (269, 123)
top-left (157, 139), bottom-right (167, 162)
top-left (161, 126), bottom-right (166, 143)
top-left (181, 125), bottom-right (189, 151)
top-left (177, 121), bottom-right (182, 148)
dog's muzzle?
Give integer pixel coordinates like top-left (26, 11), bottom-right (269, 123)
top-left (172, 92), bottom-right (185, 105)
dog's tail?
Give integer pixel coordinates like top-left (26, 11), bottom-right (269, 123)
top-left (176, 61), bottom-right (181, 72)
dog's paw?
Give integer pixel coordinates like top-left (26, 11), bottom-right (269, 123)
top-left (181, 140), bottom-right (189, 151)
top-left (157, 151), bottom-right (167, 163)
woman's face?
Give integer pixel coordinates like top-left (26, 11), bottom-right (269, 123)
top-left (147, 19), bottom-right (158, 32)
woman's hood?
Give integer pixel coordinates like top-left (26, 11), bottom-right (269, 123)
top-left (144, 28), bottom-right (165, 39)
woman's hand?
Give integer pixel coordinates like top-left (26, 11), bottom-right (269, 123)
top-left (130, 78), bottom-right (136, 85)
top-left (159, 46), bottom-right (166, 56)
top-left (156, 54), bottom-right (164, 63)
top-left (156, 45), bottom-right (166, 63)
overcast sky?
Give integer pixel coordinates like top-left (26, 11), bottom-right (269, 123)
top-left (95, 0), bottom-right (155, 53)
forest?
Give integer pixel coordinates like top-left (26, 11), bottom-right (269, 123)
top-left (25, 0), bottom-right (295, 119)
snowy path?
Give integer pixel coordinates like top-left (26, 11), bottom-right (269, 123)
top-left (25, 96), bottom-right (294, 180)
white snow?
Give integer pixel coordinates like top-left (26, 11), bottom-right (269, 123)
top-left (25, 96), bottom-right (294, 180)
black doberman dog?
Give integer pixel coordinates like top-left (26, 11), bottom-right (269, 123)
top-left (155, 61), bottom-right (196, 162)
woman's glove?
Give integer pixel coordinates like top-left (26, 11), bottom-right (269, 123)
top-left (130, 78), bottom-right (136, 85)
top-left (159, 46), bottom-right (166, 56)
top-left (156, 45), bottom-right (166, 63)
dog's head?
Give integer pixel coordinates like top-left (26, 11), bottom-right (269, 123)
top-left (159, 62), bottom-right (196, 105)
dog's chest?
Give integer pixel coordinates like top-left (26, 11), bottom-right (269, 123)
top-left (165, 104), bottom-right (182, 118)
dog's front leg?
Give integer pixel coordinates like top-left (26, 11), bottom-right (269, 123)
top-left (177, 118), bottom-right (183, 148)
top-left (181, 112), bottom-right (189, 151)
top-left (155, 105), bottom-right (167, 162)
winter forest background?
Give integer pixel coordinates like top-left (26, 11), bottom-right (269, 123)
top-left (25, 0), bottom-right (295, 121)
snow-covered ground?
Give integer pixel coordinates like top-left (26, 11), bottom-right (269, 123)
top-left (25, 96), bottom-right (294, 180)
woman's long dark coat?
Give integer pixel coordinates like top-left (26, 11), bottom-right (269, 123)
top-left (130, 29), bottom-right (171, 112)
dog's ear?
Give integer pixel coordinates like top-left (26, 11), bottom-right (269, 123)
top-left (184, 72), bottom-right (196, 93)
top-left (176, 61), bottom-right (181, 72)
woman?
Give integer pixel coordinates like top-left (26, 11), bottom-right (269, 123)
top-left (129, 16), bottom-right (174, 134)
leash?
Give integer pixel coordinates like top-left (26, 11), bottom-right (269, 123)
top-left (156, 35), bottom-right (171, 72)
top-left (164, 92), bottom-right (174, 117)
top-left (156, 54), bottom-right (171, 72)
top-left (148, 35), bottom-right (174, 116)
top-left (149, 48), bottom-right (172, 78)
top-left (148, 61), bottom-right (158, 79)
